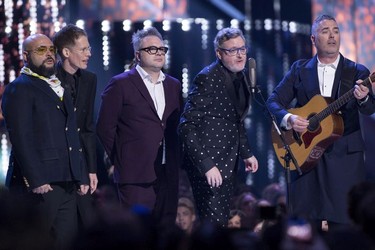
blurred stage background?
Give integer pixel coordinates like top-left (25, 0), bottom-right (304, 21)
top-left (1, 0), bottom-right (375, 196)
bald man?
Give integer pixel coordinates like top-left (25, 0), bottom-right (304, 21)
top-left (2, 34), bottom-right (89, 249)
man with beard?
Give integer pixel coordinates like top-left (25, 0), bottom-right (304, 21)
top-left (2, 34), bottom-right (89, 249)
top-left (179, 27), bottom-right (258, 227)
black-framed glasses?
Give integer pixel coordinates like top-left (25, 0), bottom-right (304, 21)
top-left (27, 46), bottom-right (56, 55)
top-left (218, 46), bottom-right (247, 56)
top-left (138, 46), bottom-right (168, 55)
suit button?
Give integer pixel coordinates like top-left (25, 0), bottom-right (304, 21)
top-left (65, 127), bottom-right (68, 131)
top-left (74, 107), bottom-right (77, 112)
top-left (77, 128), bottom-right (80, 132)
top-left (159, 141), bottom-right (163, 146)
top-left (57, 105), bottom-right (60, 109)
top-left (79, 148), bottom-right (83, 152)
top-left (69, 147), bottom-right (72, 151)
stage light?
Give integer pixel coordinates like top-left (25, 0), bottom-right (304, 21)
top-left (216, 19), bottom-right (224, 30)
top-left (289, 21), bottom-right (297, 33)
top-left (230, 19), bottom-right (239, 28)
top-left (265, 19), bottom-right (272, 31)
top-left (0, 46), bottom-right (4, 84)
top-left (162, 20), bottom-right (171, 31)
top-left (163, 40), bottom-right (170, 70)
top-left (5, 0), bottom-right (14, 35)
top-left (181, 19), bottom-right (191, 32)
top-left (267, 150), bottom-right (276, 179)
top-left (76, 20), bottom-right (85, 29)
top-left (18, 24), bottom-right (24, 60)
top-left (123, 20), bottom-right (132, 31)
top-left (101, 21), bottom-right (111, 70)
top-left (244, 19), bottom-right (251, 31)
top-left (143, 20), bottom-right (153, 29)
top-left (181, 66), bottom-right (189, 98)
top-left (281, 21), bottom-right (288, 32)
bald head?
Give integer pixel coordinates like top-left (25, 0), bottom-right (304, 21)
top-left (23, 34), bottom-right (52, 52)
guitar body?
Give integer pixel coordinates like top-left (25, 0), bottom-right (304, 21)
top-left (271, 95), bottom-right (344, 173)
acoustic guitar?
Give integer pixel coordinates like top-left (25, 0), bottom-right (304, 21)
top-left (271, 73), bottom-right (374, 173)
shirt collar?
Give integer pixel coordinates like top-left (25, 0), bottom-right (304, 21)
top-left (317, 56), bottom-right (340, 69)
top-left (136, 64), bottom-right (165, 83)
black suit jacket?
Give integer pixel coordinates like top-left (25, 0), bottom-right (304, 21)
top-left (56, 64), bottom-right (97, 174)
top-left (266, 54), bottom-right (375, 223)
top-left (179, 60), bottom-right (253, 179)
top-left (2, 74), bottom-right (88, 190)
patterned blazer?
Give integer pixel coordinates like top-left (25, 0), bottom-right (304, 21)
top-left (179, 60), bottom-right (253, 179)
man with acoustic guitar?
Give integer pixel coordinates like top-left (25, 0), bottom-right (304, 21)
top-left (266, 14), bottom-right (375, 230)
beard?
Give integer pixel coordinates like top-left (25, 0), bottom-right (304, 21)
top-left (28, 57), bottom-right (55, 77)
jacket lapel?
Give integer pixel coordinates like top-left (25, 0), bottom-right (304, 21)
top-left (30, 77), bottom-right (66, 114)
top-left (130, 68), bottom-right (159, 118)
top-left (300, 56), bottom-right (321, 100)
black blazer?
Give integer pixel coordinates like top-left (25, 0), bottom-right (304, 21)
top-left (266, 54), bottom-right (375, 223)
top-left (2, 74), bottom-right (88, 189)
top-left (179, 60), bottom-right (253, 179)
top-left (56, 64), bottom-right (97, 174)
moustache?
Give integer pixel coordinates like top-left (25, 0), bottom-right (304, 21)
top-left (44, 57), bottom-right (55, 63)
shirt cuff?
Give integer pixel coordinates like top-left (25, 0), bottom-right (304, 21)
top-left (281, 113), bottom-right (293, 130)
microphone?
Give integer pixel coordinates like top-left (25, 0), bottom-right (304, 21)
top-left (248, 58), bottom-right (256, 93)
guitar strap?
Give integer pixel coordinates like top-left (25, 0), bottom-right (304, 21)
top-left (338, 57), bottom-right (356, 98)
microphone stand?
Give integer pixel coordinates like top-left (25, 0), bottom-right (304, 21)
top-left (252, 85), bottom-right (302, 216)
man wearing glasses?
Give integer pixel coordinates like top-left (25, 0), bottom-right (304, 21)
top-left (97, 27), bottom-right (182, 228)
top-left (179, 27), bottom-right (259, 227)
top-left (53, 24), bottom-right (98, 230)
top-left (2, 34), bottom-right (89, 249)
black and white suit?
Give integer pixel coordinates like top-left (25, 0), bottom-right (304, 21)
top-left (179, 60), bottom-right (254, 226)
top-left (266, 54), bottom-right (375, 224)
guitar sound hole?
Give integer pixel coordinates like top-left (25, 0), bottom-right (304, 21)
top-left (308, 114), bottom-right (319, 131)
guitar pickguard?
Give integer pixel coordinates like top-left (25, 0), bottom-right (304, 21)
top-left (301, 126), bottom-right (322, 148)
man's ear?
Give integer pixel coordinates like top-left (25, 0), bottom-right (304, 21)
top-left (135, 51), bottom-right (141, 62)
top-left (311, 35), bottom-right (315, 45)
top-left (216, 49), bottom-right (222, 60)
top-left (22, 51), bottom-right (29, 62)
top-left (62, 47), bottom-right (70, 58)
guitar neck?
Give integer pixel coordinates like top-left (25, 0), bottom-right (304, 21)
top-left (312, 74), bottom-right (373, 123)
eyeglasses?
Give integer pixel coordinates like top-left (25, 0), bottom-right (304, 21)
top-left (27, 46), bottom-right (56, 55)
top-left (218, 46), bottom-right (247, 56)
top-left (138, 46), bottom-right (168, 55)
top-left (71, 46), bottom-right (92, 53)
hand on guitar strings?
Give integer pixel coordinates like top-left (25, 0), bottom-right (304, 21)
top-left (354, 80), bottom-right (369, 100)
top-left (288, 115), bottom-right (309, 133)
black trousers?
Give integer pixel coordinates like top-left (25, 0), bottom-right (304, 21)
top-left (33, 182), bottom-right (78, 250)
top-left (77, 192), bottom-right (96, 229)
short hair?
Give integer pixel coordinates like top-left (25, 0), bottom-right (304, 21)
top-left (213, 27), bottom-right (245, 50)
top-left (132, 27), bottom-right (163, 52)
top-left (53, 24), bottom-right (87, 57)
top-left (311, 14), bottom-right (337, 36)
top-left (229, 209), bottom-right (246, 220)
top-left (178, 197), bottom-right (195, 214)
